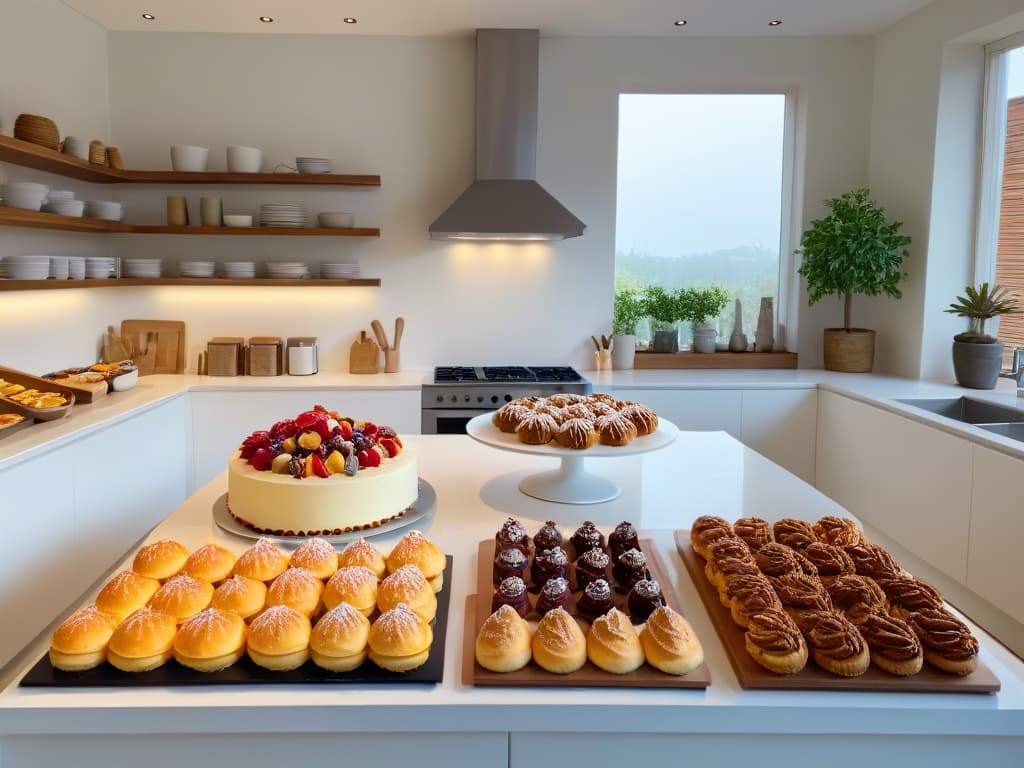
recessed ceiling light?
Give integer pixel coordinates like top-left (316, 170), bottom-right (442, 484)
top-left (768, 19), bottom-right (783, 26)
top-left (141, 13), bottom-right (155, 20)
top-left (259, 16), bottom-right (274, 23)
top-left (673, 19), bottom-right (687, 27)
top-left (343, 17), bottom-right (357, 24)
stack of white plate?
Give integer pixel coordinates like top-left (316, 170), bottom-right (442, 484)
top-left (180, 261), bottom-right (216, 278)
top-left (84, 200), bottom-right (124, 221)
top-left (123, 258), bottom-right (162, 278)
top-left (62, 137), bottom-right (90, 160)
top-left (49, 256), bottom-right (69, 279)
top-left (222, 261), bottom-right (256, 279)
top-left (68, 256), bottom-right (86, 280)
top-left (260, 203), bottom-right (307, 228)
top-left (321, 262), bottom-right (360, 278)
top-left (296, 157), bottom-right (333, 174)
top-left (42, 198), bottom-right (85, 217)
top-left (47, 190), bottom-right (75, 201)
top-left (85, 256), bottom-right (116, 279)
top-left (2, 182), bottom-right (48, 211)
top-left (266, 261), bottom-right (310, 279)
top-left (4, 255), bottom-right (50, 280)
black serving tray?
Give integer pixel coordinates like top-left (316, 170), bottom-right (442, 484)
top-left (21, 556), bottom-right (453, 687)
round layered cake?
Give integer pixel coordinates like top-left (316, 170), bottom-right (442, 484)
top-left (226, 406), bottom-right (418, 536)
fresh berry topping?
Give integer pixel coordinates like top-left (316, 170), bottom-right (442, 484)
top-left (363, 421), bottom-right (378, 436)
top-left (269, 419), bottom-right (297, 439)
top-left (310, 453), bottom-right (331, 478)
top-left (313, 404), bottom-right (329, 414)
top-left (324, 435), bottom-right (350, 456)
top-left (351, 434), bottom-right (371, 453)
top-left (250, 447), bottom-right (273, 472)
top-left (344, 452), bottom-right (359, 476)
top-left (377, 425), bottom-right (397, 439)
top-left (338, 421), bottom-right (353, 439)
top-left (295, 410), bottom-right (330, 439)
top-left (379, 437), bottom-right (401, 457)
top-left (315, 443), bottom-right (331, 459)
top-left (356, 450), bottom-right (370, 468)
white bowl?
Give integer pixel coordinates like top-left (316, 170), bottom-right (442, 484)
top-left (223, 214), bottom-right (253, 227)
top-left (42, 199), bottom-right (85, 217)
top-left (318, 211), bottom-right (354, 228)
top-left (111, 368), bottom-right (139, 391)
top-left (47, 190), bottom-right (75, 200)
top-left (170, 145), bottom-right (209, 172)
top-left (84, 200), bottom-right (123, 221)
top-left (226, 145), bottom-right (263, 173)
top-left (2, 190), bottom-right (47, 211)
top-left (296, 157), bottom-right (332, 174)
top-left (2, 182), bottom-right (48, 194)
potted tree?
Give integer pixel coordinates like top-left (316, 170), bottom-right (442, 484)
top-left (643, 285), bottom-right (682, 353)
top-left (679, 285), bottom-right (730, 353)
top-left (611, 287), bottom-right (644, 369)
top-left (944, 282), bottom-right (1021, 389)
top-left (796, 188), bottom-right (911, 372)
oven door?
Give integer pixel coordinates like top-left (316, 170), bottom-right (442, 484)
top-left (421, 408), bottom-right (490, 435)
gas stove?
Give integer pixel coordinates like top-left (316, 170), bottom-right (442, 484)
top-left (422, 366), bottom-right (591, 434)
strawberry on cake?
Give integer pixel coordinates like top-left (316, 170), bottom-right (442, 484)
top-left (227, 405), bottom-right (418, 536)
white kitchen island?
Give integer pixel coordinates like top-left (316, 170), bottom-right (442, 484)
top-left (1, 432), bottom-right (1022, 768)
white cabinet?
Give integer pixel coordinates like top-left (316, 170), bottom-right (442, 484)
top-left (740, 389), bottom-right (817, 484)
top-left (816, 391), bottom-right (972, 581)
top-left (967, 445), bottom-right (1024, 623)
top-left (608, 388), bottom-right (742, 436)
top-left (189, 389), bottom-right (420, 491)
top-left (0, 446), bottom-right (77, 666)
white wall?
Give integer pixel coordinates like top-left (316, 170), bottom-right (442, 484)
top-left (0, 0), bottom-right (112, 373)
top-left (867, 0), bottom-right (1024, 379)
top-left (1, 26), bottom-right (874, 374)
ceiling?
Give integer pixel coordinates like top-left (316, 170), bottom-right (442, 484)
top-left (60, 0), bottom-right (935, 37)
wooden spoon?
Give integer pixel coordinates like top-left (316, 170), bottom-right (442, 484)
top-left (370, 319), bottom-right (390, 350)
top-left (394, 317), bottom-right (404, 350)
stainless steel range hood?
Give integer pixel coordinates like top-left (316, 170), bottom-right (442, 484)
top-left (429, 29), bottom-right (585, 242)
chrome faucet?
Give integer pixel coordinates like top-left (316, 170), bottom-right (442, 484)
top-left (999, 348), bottom-right (1024, 397)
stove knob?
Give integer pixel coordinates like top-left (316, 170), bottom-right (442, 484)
top-left (464, 395), bottom-right (471, 403)
top-left (504, 394), bottom-right (512, 402)
top-left (491, 395), bottom-right (499, 404)
top-left (476, 396), bottom-right (484, 403)
top-left (450, 395), bottom-right (458, 403)
top-left (436, 395), bottom-right (444, 403)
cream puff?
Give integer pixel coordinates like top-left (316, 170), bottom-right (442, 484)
top-left (310, 602), bottom-right (371, 672)
top-left (532, 607), bottom-right (587, 674)
top-left (323, 566), bottom-right (379, 616)
top-left (475, 604), bottom-right (532, 673)
top-left (210, 574), bottom-right (268, 621)
top-left (173, 607), bottom-right (248, 672)
top-left (288, 537), bottom-right (338, 580)
top-left (386, 530), bottom-right (445, 593)
top-left (247, 605), bottom-right (311, 671)
top-left (107, 606), bottom-right (178, 672)
top-left (49, 605), bottom-right (120, 672)
top-left (367, 603), bottom-right (433, 672)
top-left (377, 564), bottom-right (436, 622)
top-left (182, 543), bottom-right (237, 583)
top-left (132, 538), bottom-right (189, 581)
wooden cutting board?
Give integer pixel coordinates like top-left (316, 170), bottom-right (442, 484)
top-left (674, 530), bottom-right (1000, 693)
top-left (121, 320), bottom-right (186, 374)
top-left (469, 538), bottom-right (711, 689)
top-left (349, 333), bottom-right (379, 374)
top-left (50, 376), bottom-right (107, 403)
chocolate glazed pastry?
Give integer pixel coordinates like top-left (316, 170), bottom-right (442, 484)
top-left (532, 521), bottom-right (563, 554)
top-left (793, 609), bottom-right (870, 676)
top-left (571, 521), bottom-right (605, 555)
top-left (575, 547), bottom-right (610, 592)
top-left (825, 574), bottom-right (888, 622)
top-left (492, 547), bottom-right (528, 586)
top-left (611, 548), bottom-right (650, 593)
top-left (753, 543), bottom-right (802, 577)
top-left (907, 607), bottom-right (979, 675)
top-left (576, 578), bottom-right (615, 622)
top-left (626, 578), bottom-right (664, 623)
top-left (842, 542), bottom-right (902, 579)
top-left (724, 573), bottom-right (783, 627)
top-left (800, 542), bottom-right (855, 579)
top-left (812, 516), bottom-right (864, 547)
top-left (530, 547), bottom-right (568, 592)
top-left (495, 518), bottom-right (531, 556)
top-left (772, 519), bottom-right (817, 550)
top-left (744, 607), bottom-right (807, 674)
top-left (769, 573), bottom-right (833, 616)
top-left (608, 521), bottom-right (640, 561)
top-left (535, 577), bottom-right (574, 618)
top-left (855, 611), bottom-right (923, 676)
top-left (874, 576), bottom-right (942, 619)
top-left (732, 517), bottom-right (773, 551)
top-left (491, 576), bottom-right (531, 618)
top-left (690, 516), bottom-right (734, 558)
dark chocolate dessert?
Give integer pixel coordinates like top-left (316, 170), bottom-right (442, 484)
top-left (491, 576), bottom-right (530, 618)
top-left (627, 578), bottom-right (664, 623)
top-left (533, 521), bottom-right (563, 553)
top-left (493, 547), bottom-right (528, 586)
top-left (571, 521), bottom-right (605, 556)
top-left (576, 578), bottom-right (615, 622)
top-left (575, 547), bottom-right (610, 591)
top-left (608, 521), bottom-right (640, 561)
top-left (530, 547), bottom-right (568, 591)
top-left (536, 577), bottom-right (574, 617)
top-left (495, 517), bottom-right (531, 555)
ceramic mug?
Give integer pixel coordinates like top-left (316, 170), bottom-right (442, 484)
top-left (166, 196), bottom-right (188, 226)
top-left (199, 196), bottom-right (222, 227)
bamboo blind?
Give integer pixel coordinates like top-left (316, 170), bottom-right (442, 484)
top-left (995, 96), bottom-right (1024, 365)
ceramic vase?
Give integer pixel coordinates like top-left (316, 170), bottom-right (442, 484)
top-left (611, 334), bottom-right (636, 369)
top-left (755, 297), bottom-right (775, 352)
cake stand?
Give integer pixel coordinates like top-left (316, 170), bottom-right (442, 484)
top-left (466, 414), bottom-right (679, 504)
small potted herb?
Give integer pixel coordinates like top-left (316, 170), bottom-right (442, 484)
top-left (944, 282), bottom-right (1021, 389)
top-left (679, 285), bottom-right (729, 353)
top-left (612, 288), bottom-right (644, 369)
top-left (643, 285), bottom-right (682, 353)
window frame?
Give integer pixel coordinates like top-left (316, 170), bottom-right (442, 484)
top-left (613, 89), bottom-right (798, 347)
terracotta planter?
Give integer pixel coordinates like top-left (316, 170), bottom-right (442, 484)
top-left (952, 339), bottom-right (1003, 389)
top-left (823, 328), bottom-right (875, 372)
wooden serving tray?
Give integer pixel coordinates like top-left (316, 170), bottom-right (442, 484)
top-left (0, 364), bottom-right (76, 420)
top-left (470, 538), bottom-right (711, 689)
top-left (674, 530), bottom-right (1000, 693)
top-left (42, 374), bottom-right (108, 403)
top-left (0, 406), bottom-right (33, 440)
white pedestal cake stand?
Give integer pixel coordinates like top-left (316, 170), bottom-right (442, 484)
top-left (466, 414), bottom-right (679, 504)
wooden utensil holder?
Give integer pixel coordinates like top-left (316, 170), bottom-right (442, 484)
top-left (384, 348), bottom-right (400, 373)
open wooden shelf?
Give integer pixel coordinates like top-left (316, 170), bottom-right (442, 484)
top-left (0, 135), bottom-right (380, 186)
top-left (0, 278), bottom-right (381, 291)
top-left (0, 207), bottom-right (380, 237)
top-left (634, 351), bottom-right (798, 369)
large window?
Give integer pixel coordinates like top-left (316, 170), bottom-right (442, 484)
top-left (979, 40), bottom-right (1024, 363)
top-left (615, 93), bottom-right (789, 347)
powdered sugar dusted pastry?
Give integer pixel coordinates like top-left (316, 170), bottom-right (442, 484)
top-left (586, 607), bottom-right (644, 674)
top-left (533, 404), bottom-right (567, 424)
top-left (595, 413), bottom-right (637, 446)
top-left (640, 605), bottom-right (704, 675)
top-left (554, 417), bottom-right (598, 449)
top-left (515, 411), bottom-right (558, 445)
top-left (619, 403), bottom-right (659, 436)
top-left (492, 403), bottom-right (532, 433)
top-left (532, 606), bottom-right (586, 674)
top-left (491, 576), bottom-right (531, 618)
top-left (732, 517), bottom-right (773, 551)
top-left (562, 403), bottom-right (594, 421)
top-left (476, 603), bottom-right (532, 673)
top-left (571, 520), bottom-right (605, 553)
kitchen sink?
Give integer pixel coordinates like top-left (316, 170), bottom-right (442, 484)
top-left (895, 397), bottom-right (1024, 425)
top-left (977, 422), bottom-right (1024, 440)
